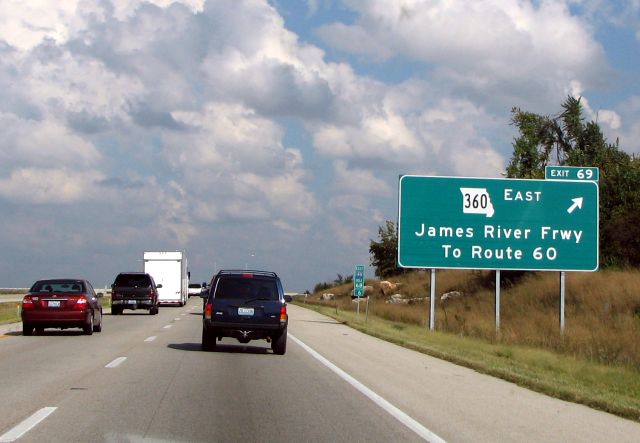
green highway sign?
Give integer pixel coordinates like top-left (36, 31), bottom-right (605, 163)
top-left (354, 265), bottom-right (365, 297)
top-left (545, 166), bottom-right (599, 181)
top-left (398, 175), bottom-right (599, 271)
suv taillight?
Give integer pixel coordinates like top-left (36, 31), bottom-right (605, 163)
top-left (280, 305), bottom-right (287, 323)
top-left (205, 303), bottom-right (212, 320)
top-left (22, 296), bottom-right (34, 309)
top-left (73, 295), bottom-right (88, 310)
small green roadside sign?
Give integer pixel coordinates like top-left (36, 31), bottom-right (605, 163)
top-left (398, 175), bottom-right (599, 271)
top-left (545, 166), bottom-right (599, 181)
top-left (354, 265), bottom-right (365, 297)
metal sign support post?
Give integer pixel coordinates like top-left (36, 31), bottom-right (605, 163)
top-left (365, 297), bottom-right (370, 322)
top-left (356, 299), bottom-right (360, 316)
top-left (429, 268), bottom-right (436, 330)
top-left (560, 271), bottom-right (566, 334)
top-left (495, 270), bottom-right (501, 331)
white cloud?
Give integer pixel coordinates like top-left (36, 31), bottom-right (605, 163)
top-left (332, 160), bottom-right (391, 196)
top-left (316, 78), bottom-right (508, 177)
top-left (318, 0), bottom-right (611, 108)
top-left (451, 147), bottom-right (505, 178)
top-left (0, 167), bottom-right (104, 204)
top-left (325, 193), bottom-right (386, 249)
top-left (25, 50), bottom-right (144, 123)
top-left (155, 180), bottom-right (197, 244)
top-left (0, 0), bottom-right (206, 51)
top-left (167, 102), bottom-right (318, 224)
top-left (170, 103), bottom-right (286, 168)
top-left (614, 95), bottom-right (640, 153)
top-left (568, 80), bottom-right (622, 131)
top-left (329, 218), bottom-right (371, 247)
top-left (312, 105), bottom-right (423, 162)
top-left (234, 172), bottom-right (318, 221)
top-left (0, 114), bottom-right (101, 169)
top-left (598, 110), bottom-right (622, 130)
top-left (412, 97), bottom-right (506, 176)
top-left (306, 0), bottom-right (320, 17)
top-left (0, 0), bottom-right (82, 50)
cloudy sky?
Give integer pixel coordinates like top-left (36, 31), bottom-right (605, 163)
top-left (0, 0), bottom-right (638, 291)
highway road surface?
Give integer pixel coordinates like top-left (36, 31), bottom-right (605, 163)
top-left (0, 297), bottom-right (638, 442)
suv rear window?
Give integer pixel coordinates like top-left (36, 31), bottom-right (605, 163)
top-left (214, 277), bottom-right (278, 301)
top-left (114, 274), bottom-right (152, 287)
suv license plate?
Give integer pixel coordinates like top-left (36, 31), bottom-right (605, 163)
top-left (127, 300), bottom-right (137, 305)
top-left (48, 300), bottom-right (60, 308)
top-left (238, 307), bottom-right (254, 316)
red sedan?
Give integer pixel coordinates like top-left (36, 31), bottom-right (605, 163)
top-left (21, 279), bottom-right (104, 335)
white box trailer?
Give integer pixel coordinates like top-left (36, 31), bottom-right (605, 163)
top-left (143, 251), bottom-right (188, 306)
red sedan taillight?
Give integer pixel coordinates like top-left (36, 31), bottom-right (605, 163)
top-left (72, 295), bottom-right (88, 310)
top-left (280, 305), bottom-right (287, 323)
top-left (22, 296), bottom-right (34, 309)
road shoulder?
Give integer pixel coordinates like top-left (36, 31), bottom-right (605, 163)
top-left (288, 304), bottom-right (640, 443)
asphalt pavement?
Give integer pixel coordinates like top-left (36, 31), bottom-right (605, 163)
top-left (0, 298), bottom-right (638, 442)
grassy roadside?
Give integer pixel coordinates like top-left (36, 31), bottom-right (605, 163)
top-left (294, 301), bottom-right (640, 423)
top-left (0, 302), bottom-right (21, 325)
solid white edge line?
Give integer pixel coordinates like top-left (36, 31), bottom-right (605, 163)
top-left (289, 334), bottom-right (446, 443)
top-left (0, 407), bottom-right (57, 442)
top-left (144, 336), bottom-right (157, 342)
top-left (105, 357), bottom-right (127, 368)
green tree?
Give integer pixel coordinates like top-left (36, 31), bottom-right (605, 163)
top-left (508, 96), bottom-right (640, 266)
top-left (369, 220), bottom-right (406, 277)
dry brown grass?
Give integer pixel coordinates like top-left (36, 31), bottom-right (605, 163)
top-left (310, 268), bottom-right (640, 369)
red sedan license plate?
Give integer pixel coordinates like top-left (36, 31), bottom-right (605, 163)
top-left (48, 300), bottom-right (61, 308)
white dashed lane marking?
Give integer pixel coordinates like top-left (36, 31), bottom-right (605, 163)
top-left (0, 407), bottom-right (57, 442)
top-left (105, 357), bottom-right (127, 368)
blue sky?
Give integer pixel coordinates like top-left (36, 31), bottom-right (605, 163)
top-left (0, 0), bottom-right (638, 292)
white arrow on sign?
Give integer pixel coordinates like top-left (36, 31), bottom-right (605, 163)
top-left (567, 197), bottom-right (584, 214)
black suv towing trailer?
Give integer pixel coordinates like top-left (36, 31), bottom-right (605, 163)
top-left (201, 270), bottom-right (292, 354)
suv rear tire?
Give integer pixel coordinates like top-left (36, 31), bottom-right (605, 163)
top-left (272, 327), bottom-right (287, 355)
top-left (202, 329), bottom-right (216, 351)
top-left (150, 306), bottom-right (159, 315)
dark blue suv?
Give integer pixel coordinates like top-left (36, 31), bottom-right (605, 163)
top-left (201, 270), bottom-right (291, 354)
